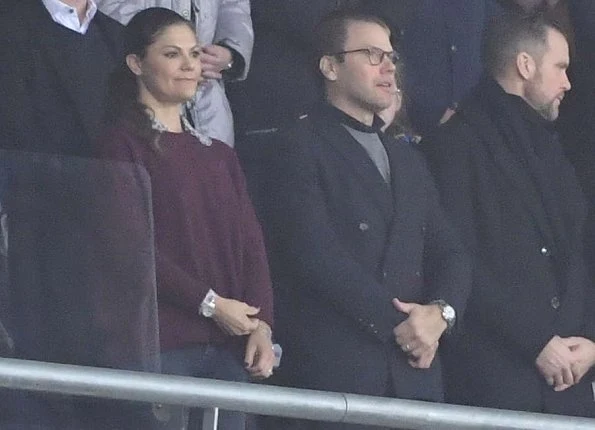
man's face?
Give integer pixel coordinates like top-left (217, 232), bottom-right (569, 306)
top-left (328, 21), bottom-right (397, 122)
top-left (524, 28), bottom-right (571, 121)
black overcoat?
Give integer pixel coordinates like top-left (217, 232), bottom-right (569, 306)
top-left (265, 104), bottom-right (471, 401)
top-left (421, 84), bottom-right (595, 417)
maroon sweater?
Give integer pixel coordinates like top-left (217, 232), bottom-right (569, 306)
top-left (98, 124), bottom-right (273, 351)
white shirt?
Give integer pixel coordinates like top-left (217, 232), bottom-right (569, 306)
top-left (41, 0), bottom-right (98, 34)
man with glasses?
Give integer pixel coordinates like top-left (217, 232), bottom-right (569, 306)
top-left (265, 9), bottom-right (470, 430)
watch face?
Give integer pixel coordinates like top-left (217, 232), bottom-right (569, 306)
top-left (201, 302), bottom-right (215, 318)
top-left (443, 305), bottom-right (455, 322)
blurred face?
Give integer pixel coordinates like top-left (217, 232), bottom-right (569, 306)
top-left (128, 23), bottom-right (202, 108)
top-left (325, 21), bottom-right (397, 124)
top-left (524, 28), bottom-right (571, 121)
top-left (378, 88), bottom-right (402, 131)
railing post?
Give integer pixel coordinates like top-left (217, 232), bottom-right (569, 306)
top-left (202, 407), bottom-right (219, 430)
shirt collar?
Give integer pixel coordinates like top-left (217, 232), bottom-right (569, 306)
top-left (41, 0), bottom-right (98, 35)
top-left (150, 114), bottom-right (213, 147)
top-left (320, 102), bottom-right (385, 134)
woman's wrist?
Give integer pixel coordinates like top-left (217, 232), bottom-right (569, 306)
top-left (255, 320), bottom-right (272, 339)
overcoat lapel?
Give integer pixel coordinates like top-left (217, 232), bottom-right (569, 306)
top-left (460, 106), bottom-right (557, 248)
top-left (318, 121), bottom-right (394, 221)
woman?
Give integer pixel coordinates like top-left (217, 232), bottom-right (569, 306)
top-left (98, 8), bottom-right (274, 429)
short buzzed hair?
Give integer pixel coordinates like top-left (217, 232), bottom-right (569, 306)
top-left (313, 9), bottom-right (391, 59)
top-left (482, 11), bottom-right (566, 78)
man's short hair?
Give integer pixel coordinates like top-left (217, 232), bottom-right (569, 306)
top-left (482, 11), bottom-right (566, 78)
top-left (313, 9), bottom-right (391, 60)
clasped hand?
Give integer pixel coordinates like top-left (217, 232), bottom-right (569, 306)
top-left (392, 298), bottom-right (447, 369)
top-left (536, 335), bottom-right (595, 392)
top-left (211, 296), bottom-right (275, 379)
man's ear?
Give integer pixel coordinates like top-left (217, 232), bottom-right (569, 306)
top-left (516, 51), bottom-right (536, 80)
top-left (126, 54), bottom-right (143, 76)
top-left (319, 55), bottom-right (338, 81)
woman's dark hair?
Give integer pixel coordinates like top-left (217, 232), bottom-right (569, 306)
top-left (105, 7), bottom-right (195, 151)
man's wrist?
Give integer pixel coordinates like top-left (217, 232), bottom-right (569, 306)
top-left (428, 299), bottom-right (456, 333)
top-left (216, 42), bottom-right (244, 79)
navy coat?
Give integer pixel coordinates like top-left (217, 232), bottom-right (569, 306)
top-left (421, 82), bottom-right (595, 417)
top-left (265, 103), bottom-right (470, 402)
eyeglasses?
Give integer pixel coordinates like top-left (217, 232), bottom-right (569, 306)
top-left (330, 47), bottom-right (400, 66)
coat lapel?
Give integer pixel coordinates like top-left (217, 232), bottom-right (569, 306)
top-left (319, 121), bottom-right (394, 220)
top-left (460, 107), bottom-right (557, 247)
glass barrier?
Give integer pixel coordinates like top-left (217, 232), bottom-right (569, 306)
top-left (0, 150), bottom-right (173, 429)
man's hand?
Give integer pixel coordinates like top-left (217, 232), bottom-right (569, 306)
top-left (200, 44), bottom-right (233, 80)
top-left (244, 321), bottom-right (276, 379)
top-left (563, 337), bottom-right (595, 384)
top-left (392, 298), bottom-right (447, 366)
top-left (212, 296), bottom-right (260, 336)
top-left (408, 341), bottom-right (439, 369)
top-left (535, 335), bottom-right (575, 391)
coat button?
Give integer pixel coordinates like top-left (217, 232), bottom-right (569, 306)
top-left (358, 222), bottom-right (369, 231)
top-left (382, 271), bottom-right (388, 280)
top-left (415, 271), bottom-right (422, 277)
top-left (181, 9), bottom-right (190, 18)
top-left (450, 44), bottom-right (458, 53)
top-left (540, 247), bottom-right (551, 256)
top-left (550, 296), bottom-right (560, 310)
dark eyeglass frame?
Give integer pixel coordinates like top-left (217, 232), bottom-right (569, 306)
top-left (330, 47), bottom-right (400, 66)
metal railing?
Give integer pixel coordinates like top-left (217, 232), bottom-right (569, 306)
top-left (0, 357), bottom-right (593, 429)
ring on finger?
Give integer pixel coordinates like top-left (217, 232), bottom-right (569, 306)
top-left (404, 344), bottom-right (411, 352)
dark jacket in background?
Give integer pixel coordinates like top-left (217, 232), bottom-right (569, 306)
top-left (558, 0), bottom-right (595, 282)
top-left (395, 0), bottom-right (505, 136)
top-left (421, 79), bottom-right (595, 417)
top-left (0, 0), bottom-right (122, 157)
top-left (228, 0), bottom-right (357, 138)
top-left (0, 2), bottom-right (125, 427)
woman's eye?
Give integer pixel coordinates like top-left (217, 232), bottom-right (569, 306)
top-left (164, 52), bottom-right (178, 58)
top-left (191, 51), bottom-right (200, 58)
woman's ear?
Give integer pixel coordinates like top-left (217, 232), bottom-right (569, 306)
top-left (319, 56), bottom-right (338, 81)
top-left (126, 54), bottom-right (143, 76)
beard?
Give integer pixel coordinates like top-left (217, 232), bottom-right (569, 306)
top-left (534, 98), bottom-right (560, 121)
top-left (525, 81), bottom-right (562, 122)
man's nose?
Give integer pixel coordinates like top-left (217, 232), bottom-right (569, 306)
top-left (562, 72), bottom-right (571, 91)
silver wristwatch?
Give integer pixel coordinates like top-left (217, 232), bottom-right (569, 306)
top-left (430, 299), bottom-right (456, 333)
top-left (200, 289), bottom-right (217, 318)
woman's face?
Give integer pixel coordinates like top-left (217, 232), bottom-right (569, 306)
top-left (130, 23), bottom-right (202, 107)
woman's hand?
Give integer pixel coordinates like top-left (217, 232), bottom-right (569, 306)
top-left (244, 321), bottom-right (275, 379)
top-left (212, 296), bottom-right (260, 336)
